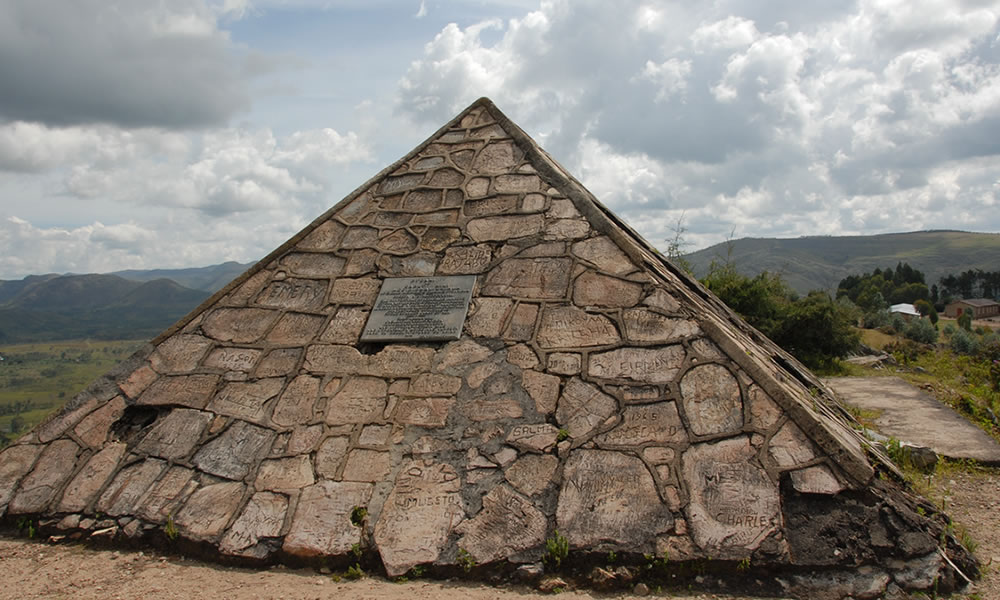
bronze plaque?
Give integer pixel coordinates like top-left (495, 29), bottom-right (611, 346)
top-left (361, 276), bottom-right (475, 342)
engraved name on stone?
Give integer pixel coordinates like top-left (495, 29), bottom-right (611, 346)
top-left (361, 276), bottom-right (475, 342)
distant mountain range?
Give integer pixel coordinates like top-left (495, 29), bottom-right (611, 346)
top-left (0, 261), bottom-right (253, 343)
top-left (684, 230), bottom-right (1000, 295)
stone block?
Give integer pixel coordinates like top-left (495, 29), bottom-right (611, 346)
top-left (272, 374), bottom-right (320, 428)
top-left (319, 307), bottom-right (368, 344)
top-left (36, 397), bottom-right (98, 444)
top-left (507, 423), bottom-right (559, 453)
top-left (429, 167), bottom-right (464, 187)
top-left (546, 352), bottom-right (581, 375)
top-left (6, 439), bottom-right (79, 514)
top-left (119, 365), bottom-right (159, 399)
top-left (359, 424), bottom-right (394, 446)
top-left (472, 141), bottom-right (518, 173)
top-left (505, 454), bottom-right (558, 496)
top-left (203, 347), bottom-right (261, 372)
top-left (279, 252), bottom-right (345, 278)
top-left (255, 348), bottom-right (302, 377)
top-left (642, 289), bottom-right (681, 313)
top-left (747, 386), bottom-right (782, 431)
top-left (494, 174), bottom-right (540, 193)
top-left (557, 450), bottom-right (673, 550)
top-left (789, 464), bottom-right (845, 495)
top-left (330, 277), bottom-right (380, 305)
top-left (137, 374), bottom-right (220, 409)
top-left (438, 245), bottom-right (493, 274)
top-left (193, 421), bottom-right (274, 480)
top-left (342, 449), bottom-right (392, 482)
top-left (303, 344), bottom-right (364, 374)
top-left (255, 455), bottom-right (315, 491)
top-left (546, 218), bottom-right (590, 239)
top-left (298, 220), bottom-right (346, 250)
top-left (571, 236), bottom-right (635, 275)
top-left (768, 422), bottom-right (816, 468)
top-left (315, 436), bottom-right (350, 479)
top-left (622, 309), bottom-right (700, 343)
top-left (682, 437), bottom-right (780, 556)
top-left (96, 458), bottom-right (166, 517)
top-left (521, 370), bottom-right (560, 415)
top-left (0, 444), bottom-right (43, 512)
top-left (344, 248), bottom-right (378, 275)
top-left (367, 346), bottom-right (434, 377)
top-left (175, 481), bottom-right (245, 542)
top-left (679, 364), bottom-right (744, 437)
top-left (483, 257), bottom-right (573, 300)
top-left (573, 271), bottom-right (643, 308)
top-left (393, 397), bottom-right (455, 428)
top-left (408, 373), bottom-right (462, 397)
top-left (537, 306), bottom-right (620, 348)
top-left (287, 424), bottom-right (325, 454)
top-left (589, 346), bottom-right (685, 383)
top-left (596, 402), bottom-right (687, 447)
top-left (378, 229), bottom-right (419, 254)
top-left (267, 312), bottom-right (327, 345)
top-left (58, 442), bottom-right (127, 513)
top-left (149, 334), bottom-right (214, 374)
top-left (546, 198), bottom-right (581, 218)
top-left (202, 307), bottom-right (280, 343)
top-left (135, 408), bottom-right (213, 460)
top-left (556, 378), bottom-right (618, 440)
top-left (465, 297), bottom-right (513, 338)
top-left (434, 339), bottom-right (493, 371)
top-left (504, 302), bottom-right (538, 341)
top-left (341, 226), bottom-right (379, 248)
top-left (468, 214), bottom-right (544, 242)
top-left (219, 491), bottom-right (289, 558)
top-left (326, 377), bottom-right (387, 424)
top-left (465, 195), bottom-right (518, 217)
top-left (208, 378), bottom-right (285, 425)
top-left (284, 481), bottom-right (373, 557)
top-left (74, 395), bottom-right (126, 448)
top-left (136, 466), bottom-right (197, 523)
top-left (506, 344), bottom-right (540, 369)
top-left (374, 460), bottom-right (464, 576)
top-left (457, 485), bottom-right (547, 564)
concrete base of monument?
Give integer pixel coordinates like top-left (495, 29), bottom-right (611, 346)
top-left (1, 471), bottom-right (978, 600)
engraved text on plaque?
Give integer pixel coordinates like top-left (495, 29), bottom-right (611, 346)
top-left (361, 276), bottom-right (476, 342)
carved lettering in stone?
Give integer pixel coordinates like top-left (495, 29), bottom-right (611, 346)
top-left (374, 460), bottom-right (465, 577)
top-left (456, 485), bottom-right (547, 564)
top-left (465, 195), bottom-right (518, 217)
top-left (74, 395), bottom-right (126, 448)
top-left (767, 422), bottom-right (816, 468)
top-left (192, 421), bottom-right (274, 480)
top-left (204, 347), bottom-right (261, 372)
top-left (546, 218), bottom-right (590, 239)
top-left (298, 220), bottom-right (346, 251)
top-left (438, 245), bottom-right (493, 275)
top-left (623, 309), bottom-right (701, 343)
top-left (609, 384), bottom-right (662, 404)
top-left (572, 271), bottom-right (643, 308)
top-left (536, 306), bottom-right (620, 348)
top-left (413, 209), bottom-right (459, 225)
top-left (483, 257), bottom-right (572, 300)
top-left (408, 373), bottom-right (462, 397)
top-left (505, 454), bottom-right (558, 496)
top-left (471, 141), bottom-right (518, 174)
top-left (521, 370), bottom-right (559, 415)
top-left (342, 449), bottom-right (392, 482)
top-left (341, 226), bottom-right (379, 249)
top-left (284, 481), bottom-right (373, 557)
top-left (434, 339), bottom-right (493, 372)
top-left (465, 297), bottom-right (513, 338)
top-left (255, 455), bottom-right (315, 491)
top-left (0, 444), bottom-right (43, 511)
top-left (679, 364), bottom-right (744, 437)
top-left (420, 227), bottom-right (461, 252)
top-left (119, 365), bottom-right (159, 399)
top-left (589, 346), bottom-right (685, 384)
top-left (220, 491), bottom-right (289, 558)
top-left (506, 423), bottom-right (559, 453)
top-left (57, 442), bottom-right (126, 513)
top-left (96, 458), bottom-right (166, 517)
top-left (319, 307), bottom-right (368, 344)
top-left (571, 236), bottom-right (635, 275)
top-left (556, 378), bottom-right (618, 440)
top-left (35, 397), bottom-right (97, 443)
top-left (267, 312), bottom-right (327, 345)
top-left (174, 481), bottom-right (245, 542)
top-left (546, 352), bottom-right (581, 375)
top-left (326, 377), bottom-right (387, 424)
top-left (256, 348), bottom-right (302, 377)
top-left (504, 302), bottom-right (538, 341)
top-left (367, 346), bottom-right (434, 377)
top-left (378, 230), bottom-right (419, 254)
top-left (136, 466), bottom-right (196, 523)
top-left (303, 344), bottom-right (363, 374)
top-left (596, 402), bottom-right (687, 447)
top-left (279, 252), bottom-right (345, 278)
top-left (330, 278), bottom-right (380, 305)
top-left (379, 174), bottom-right (425, 195)
top-left (428, 167), bottom-right (464, 187)
top-left (135, 408), bottom-right (213, 460)
top-left (149, 334), bottom-right (214, 374)
top-left (208, 378), bottom-right (284, 425)
top-left (557, 450), bottom-right (673, 550)
top-left (394, 397), bottom-right (455, 428)
top-left (682, 437), bottom-right (780, 556)
top-left (202, 308), bottom-right (280, 343)
top-left (257, 278), bottom-right (328, 310)
top-left (314, 436), bottom-right (350, 479)
top-left (642, 289), bottom-right (681, 313)
top-left (7, 438), bottom-right (79, 514)
top-left (272, 374), bottom-right (320, 428)
top-left (494, 174), bottom-right (540, 193)
top-left (137, 374), bottom-right (220, 409)
top-left (462, 397), bottom-right (524, 422)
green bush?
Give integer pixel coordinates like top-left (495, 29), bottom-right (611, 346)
top-left (942, 323), bottom-right (956, 336)
top-left (904, 318), bottom-right (938, 344)
top-left (950, 329), bottom-right (979, 355)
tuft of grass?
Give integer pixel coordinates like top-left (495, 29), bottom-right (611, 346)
top-left (164, 514), bottom-right (179, 541)
top-left (457, 548), bottom-right (476, 573)
top-left (543, 530), bottom-right (569, 570)
top-left (350, 506), bottom-right (367, 527)
top-left (556, 429), bottom-right (570, 442)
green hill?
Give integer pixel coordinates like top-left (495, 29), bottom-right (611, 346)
top-left (684, 230), bottom-right (1000, 295)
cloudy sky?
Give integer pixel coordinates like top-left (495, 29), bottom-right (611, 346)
top-left (1, 0), bottom-right (999, 280)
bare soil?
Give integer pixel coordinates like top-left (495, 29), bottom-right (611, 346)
top-left (0, 464), bottom-right (996, 600)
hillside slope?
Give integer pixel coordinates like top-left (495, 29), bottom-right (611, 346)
top-left (685, 230), bottom-right (1000, 294)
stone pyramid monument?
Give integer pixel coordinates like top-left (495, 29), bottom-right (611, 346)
top-left (0, 98), bottom-right (977, 598)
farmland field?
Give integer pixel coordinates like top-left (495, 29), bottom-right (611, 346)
top-left (0, 339), bottom-right (144, 447)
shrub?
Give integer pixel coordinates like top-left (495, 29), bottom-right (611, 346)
top-left (958, 311), bottom-right (972, 331)
top-left (890, 314), bottom-right (907, 332)
top-left (904, 318), bottom-right (938, 344)
top-left (942, 323), bottom-right (956, 336)
top-left (950, 329), bottom-right (979, 355)
top-left (864, 310), bottom-right (890, 329)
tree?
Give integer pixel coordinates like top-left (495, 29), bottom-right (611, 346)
top-left (958, 311), bottom-right (973, 331)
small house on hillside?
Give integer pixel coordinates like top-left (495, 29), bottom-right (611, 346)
top-left (889, 303), bottom-right (920, 321)
top-left (944, 298), bottom-right (1000, 319)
